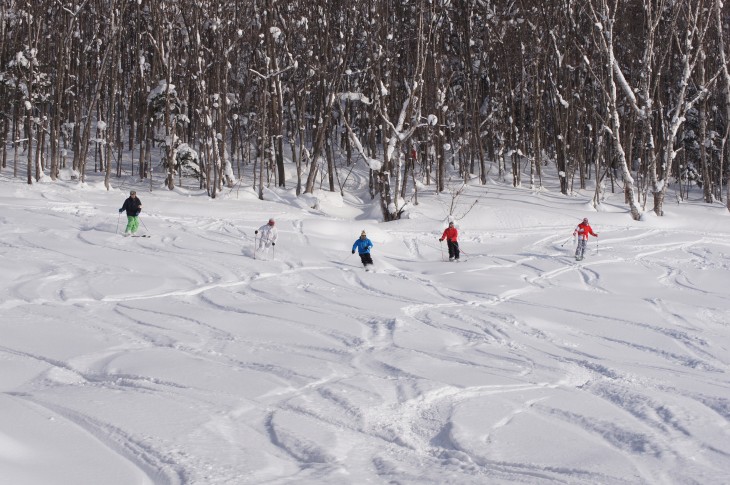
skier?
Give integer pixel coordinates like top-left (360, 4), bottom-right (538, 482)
top-left (255, 218), bottom-right (278, 250)
top-left (118, 190), bottom-right (142, 236)
top-left (352, 230), bottom-right (374, 267)
top-left (439, 221), bottom-right (460, 261)
top-left (573, 217), bottom-right (598, 261)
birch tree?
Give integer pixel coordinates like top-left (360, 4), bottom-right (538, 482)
top-left (586, 0), bottom-right (642, 219)
top-left (653, 0), bottom-right (716, 215)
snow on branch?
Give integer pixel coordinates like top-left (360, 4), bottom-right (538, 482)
top-left (340, 115), bottom-right (382, 171)
top-left (612, 59), bottom-right (640, 115)
top-left (339, 92), bottom-right (372, 104)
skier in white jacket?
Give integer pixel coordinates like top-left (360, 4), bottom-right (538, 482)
top-left (255, 218), bottom-right (278, 250)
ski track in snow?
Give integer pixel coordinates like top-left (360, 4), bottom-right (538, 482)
top-left (1, 185), bottom-right (729, 484)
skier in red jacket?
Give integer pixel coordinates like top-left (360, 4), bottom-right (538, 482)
top-left (439, 221), bottom-right (460, 261)
top-left (573, 217), bottom-right (598, 261)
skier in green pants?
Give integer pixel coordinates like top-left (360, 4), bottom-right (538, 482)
top-left (119, 190), bottom-right (143, 236)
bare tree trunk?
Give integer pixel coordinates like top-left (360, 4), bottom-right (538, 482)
top-left (699, 58), bottom-right (712, 202)
top-left (105, 57), bottom-right (118, 190)
top-left (326, 135), bottom-right (335, 192)
top-left (13, 99), bottom-right (19, 178)
top-left (25, 99), bottom-right (33, 185)
top-left (258, 87), bottom-right (267, 200)
top-left (36, 111), bottom-right (46, 181)
top-left (1, 117), bottom-right (7, 170)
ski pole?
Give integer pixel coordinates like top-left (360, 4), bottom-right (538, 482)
top-left (139, 216), bottom-right (149, 234)
top-left (439, 239), bottom-right (445, 261)
top-left (254, 234), bottom-right (258, 260)
top-left (116, 212), bottom-right (121, 234)
top-left (560, 236), bottom-right (573, 247)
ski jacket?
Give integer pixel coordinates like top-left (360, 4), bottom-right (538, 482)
top-left (440, 227), bottom-right (458, 242)
top-left (573, 222), bottom-right (597, 240)
top-left (352, 237), bottom-right (373, 254)
top-left (121, 196), bottom-right (142, 217)
top-left (257, 224), bottom-right (278, 243)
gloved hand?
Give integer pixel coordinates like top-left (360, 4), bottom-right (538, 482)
top-left (272, 242), bottom-right (275, 246)
top-left (596, 234), bottom-right (599, 237)
top-left (352, 250), bottom-right (355, 254)
top-left (255, 230), bottom-right (258, 234)
top-left (439, 238), bottom-right (443, 242)
top-left (118, 209), bottom-right (123, 213)
top-left (135, 212), bottom-right (140, 216)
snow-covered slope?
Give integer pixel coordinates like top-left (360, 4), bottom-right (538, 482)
top-left (1, 172), bottom-right (728, 484)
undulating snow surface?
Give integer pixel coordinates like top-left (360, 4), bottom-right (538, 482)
top-left (1, 169), bottom-right (729, 485)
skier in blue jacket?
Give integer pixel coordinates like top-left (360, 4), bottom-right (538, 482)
top-left (352, 230), bottom-right (374, 267)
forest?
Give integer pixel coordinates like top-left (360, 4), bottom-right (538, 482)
top-left (1, 0), bottom-right (729, 220)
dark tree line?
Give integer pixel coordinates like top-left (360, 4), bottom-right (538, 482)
top-left (1, 0), bottom-right (729, 219)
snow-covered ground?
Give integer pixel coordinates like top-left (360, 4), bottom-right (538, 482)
top-left (1, 167), bottom-right (729, 485)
